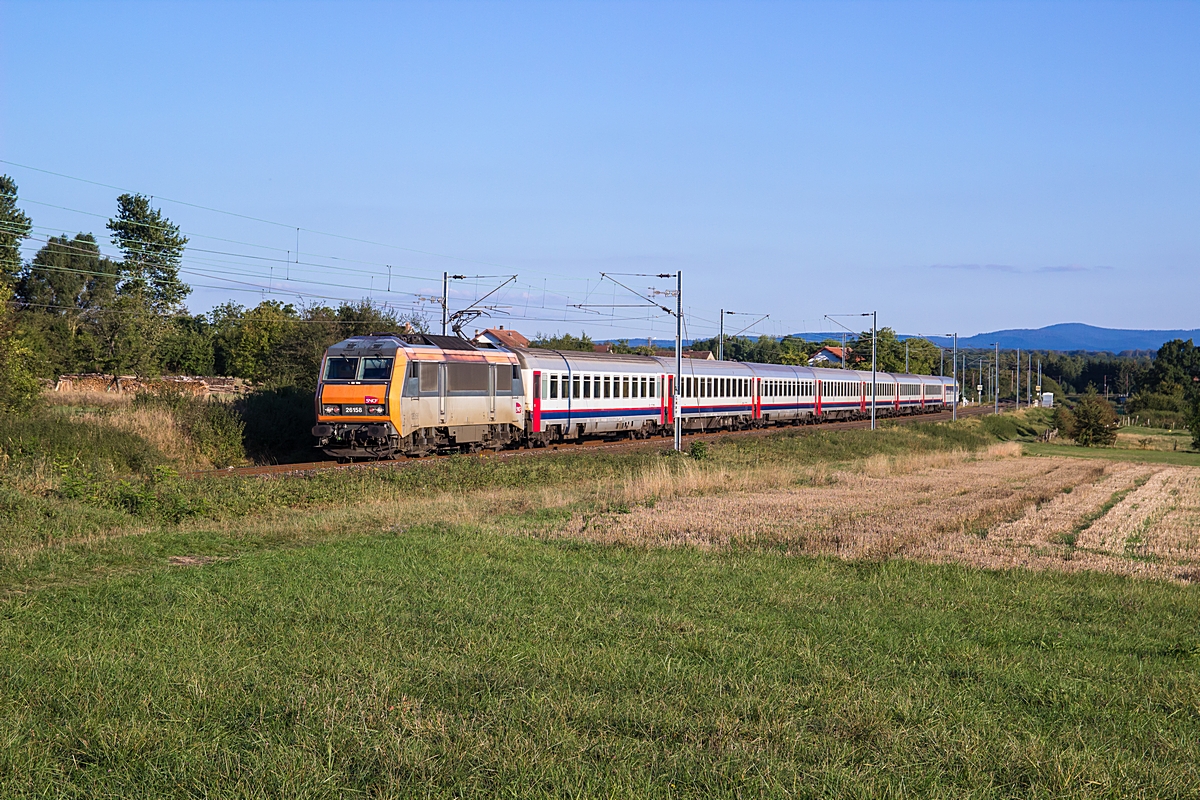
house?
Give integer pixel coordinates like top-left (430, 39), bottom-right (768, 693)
top-left (471, 326), bottom-right (530, 349)
top-left (807, 346), bottom-right (845, 367)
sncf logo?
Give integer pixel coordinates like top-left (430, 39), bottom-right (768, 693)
top-left (364, 397), bottom-right (381, 404)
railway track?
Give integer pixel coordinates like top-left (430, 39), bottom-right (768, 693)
top-left (189, 403), bottom-right (998, 480)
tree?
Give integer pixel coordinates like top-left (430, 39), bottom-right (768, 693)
top-left (107, 193), bottom-right (190, 313)
top-left (0, 175), bottom-right (32, 285)
top-left (848, 328), bottom-right (941, 374)
top-left (0, 281), bottom-right (40, 413)
top-left (18, 233), bottom-right (119, 315)
top-left (1072, 392), bottom-right (1118, 447)
top-left (1051, 404), bottom-right (1076, 439)
top-left (531, 332), bottom-right (595, 351)
top-left (1146, 339), bottom-right (1200, 392)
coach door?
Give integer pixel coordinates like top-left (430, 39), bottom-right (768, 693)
top-left (815, 379), bottom-right (822, 416)
top-left (488, 365), bottom-right (497, 421)
top-left (438, 363), bottom-right (447, 423)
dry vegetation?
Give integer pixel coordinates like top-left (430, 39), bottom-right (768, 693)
top-left (538, 445), bottom-right (1200, 584)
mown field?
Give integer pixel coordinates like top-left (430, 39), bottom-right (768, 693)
top-left (1, 400), bottom-right (1199, 797)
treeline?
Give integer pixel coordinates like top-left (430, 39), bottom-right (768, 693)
top-left (690, 328), bottom-right (946, 374)
top-left (0, 176), bottom-right (422, 411)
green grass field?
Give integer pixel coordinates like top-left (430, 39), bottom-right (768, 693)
top-left (1024, 442), bottom-right (1200, 467)
top-left (3, 411), bottom-right (1199, 797)
top-left (4, 526), bottom-right (1200, 798)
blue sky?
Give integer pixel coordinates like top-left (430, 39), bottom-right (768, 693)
top-left (2, 1), bottom-right (1197, 340)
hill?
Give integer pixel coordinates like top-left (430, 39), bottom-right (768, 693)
top-left (922, 324), bottom-right (1200, 353)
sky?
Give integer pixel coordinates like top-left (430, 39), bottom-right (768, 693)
top-left (2, 0), bottom-right (1197, 341)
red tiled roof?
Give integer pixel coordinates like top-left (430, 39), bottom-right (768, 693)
top-left (478, 327), bottom-right (530, 348)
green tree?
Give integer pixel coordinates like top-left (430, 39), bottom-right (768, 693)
top-left (160, 314), bottom-right (216, 375)
top-left (1146, 339), bottom-right (1200, 392)
top-left (531, 331), bottom-right (595, 351)
top-left (1051, 404), bottom-right (1076, 439)
top-left (18, 233), bottom-right (119, 318)
top-left (0, 281), bottom-right (40, 412)
top-left (0, 175), bottom-right (32, 285)
top-left (107, 193), bottom-right (190, 313)
top-left (606, 339), bottom-right (656, 355)
top-left (1072, 392), bottom-right (1118, 447)
top-left (848, 328), bottom-right (941, 374)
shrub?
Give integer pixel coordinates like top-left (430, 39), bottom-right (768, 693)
top-left (1051, 405), bottom-right (1076, 439)
top-left (133, 389), bottom-right (246, 468)
top-left (1072, 393), bottom-right (1118, 447)
top-left (237, 385), bottom-right (316, 464)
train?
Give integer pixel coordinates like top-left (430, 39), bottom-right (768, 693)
top-left (310, 332), bottom-right (960, 460)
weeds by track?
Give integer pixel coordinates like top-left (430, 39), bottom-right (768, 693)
top-left (191, 404), bottom-right (996, 479)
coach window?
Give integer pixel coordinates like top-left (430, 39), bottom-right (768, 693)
top-left (603, 376), bottom-right (611, 398)
top-left (583, 375), bottom-right (592, 399)
top-left (573, 375), bottom-right (581, 398)
top-left (549, 374), bottom-right (559, 399)
top-left (650, 377), bottom-right (656, 397)
top-left (419, 362), bottom-right (439, 395)
top-left (637, 376), bottom-right (644, 398)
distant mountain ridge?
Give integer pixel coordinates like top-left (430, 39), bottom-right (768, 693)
top-left (921, 324), bottom-right (1199, 354)
top-left (603, 324), bottom-right (1198, 355)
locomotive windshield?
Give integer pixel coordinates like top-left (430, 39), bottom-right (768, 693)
top-left (361, 357), bottom-right (393, 380)
top-left (325, 357), bottom-right (359, 380)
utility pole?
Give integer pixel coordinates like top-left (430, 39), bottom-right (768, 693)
top-left (719, 309), bottom-right (724, 361)
top-left (951, 333), bottom-right (958, 421)
top-left (871, 311), bottom-right (877, 430)
top-left (442, 272), bottom-right (448, 335)
top-left (905, 339), bottom-right (909, 373)
top-left (675, 271), bottom-right (683, 452)
top-left (1027, 353), bottom-right (1032, 407)
top-left (994, 342), bottom-right (1000, 415)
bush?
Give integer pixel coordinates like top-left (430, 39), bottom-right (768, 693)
top-left (0, 410), bottom-right (165, 475)
top-left (237, 385), bottom-right (317, 464)
top-left (133, 390), bottom-right (246, 468)
top-left (981, 412), bottom-right (1048, 441)
top-left (1051, 405), bottom-right (1076, 439)
top-left (1072, 393), bottom-right (1118, 447)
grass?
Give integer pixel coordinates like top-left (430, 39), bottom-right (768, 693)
top-left (3, 411), bottom-right (1200, 795)
top-left (1024, 442), bottom-right (1200, 467)
top-left (2, 527), bottom-right (1199, 798)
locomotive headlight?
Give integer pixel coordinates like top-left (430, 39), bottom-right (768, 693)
top-left (322, 404), bottom-right (341, 415)
top-left (366, 405), bottom-right (386, 415)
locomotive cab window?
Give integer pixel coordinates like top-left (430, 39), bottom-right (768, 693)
top-left (361, 357), bottom-right (393, 381)
top-left (325, 357), bottom-right (359, 381)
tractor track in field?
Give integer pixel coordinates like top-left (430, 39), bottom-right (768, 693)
top-left (188, 404), bottom-right (999, 480)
